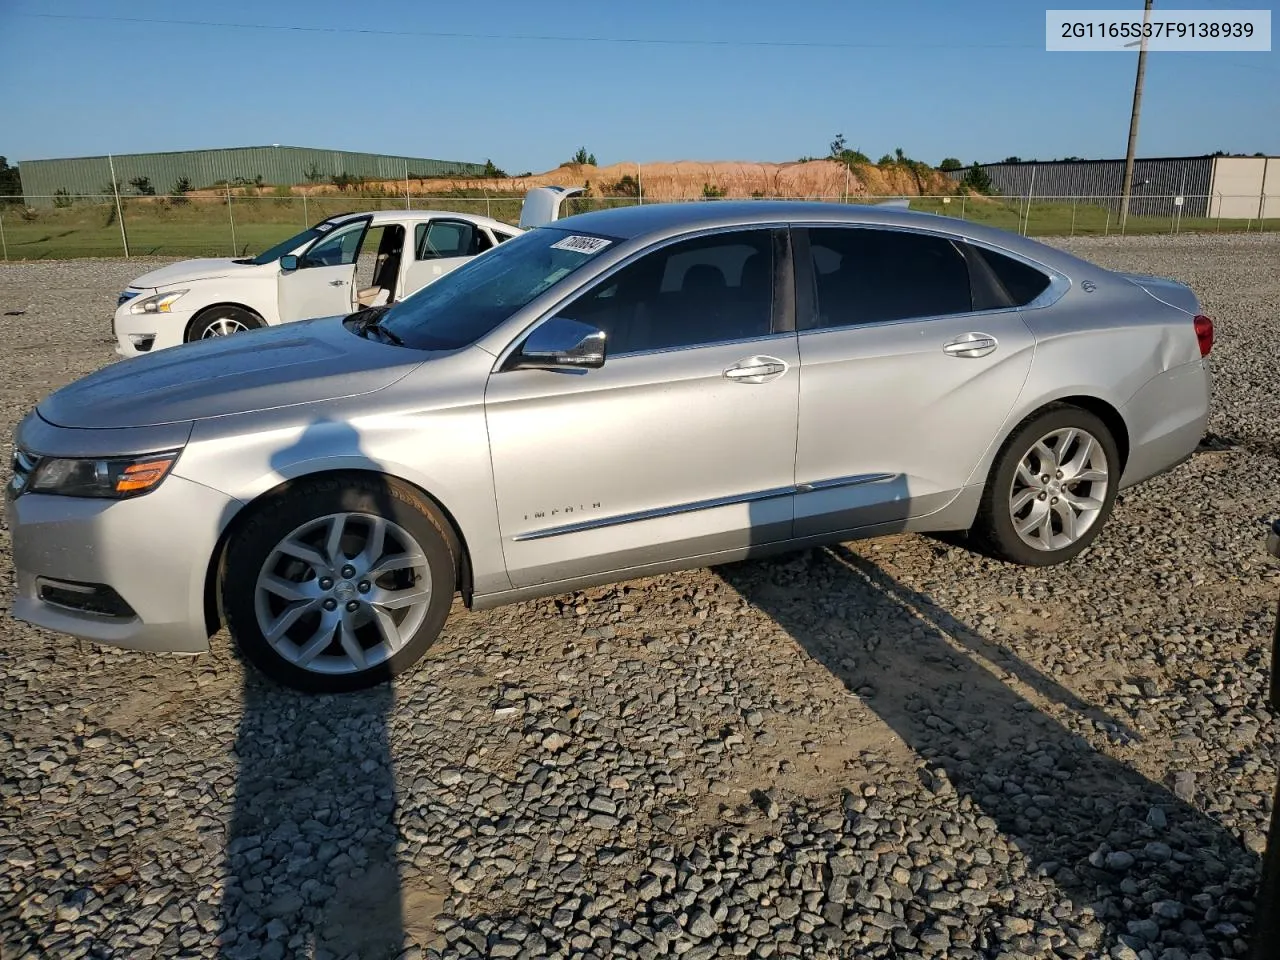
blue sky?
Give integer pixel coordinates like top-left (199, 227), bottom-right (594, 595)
top-left (1, 0), bottom-right (1275, 171)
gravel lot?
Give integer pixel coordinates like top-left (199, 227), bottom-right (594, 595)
top-left (1, 235), bottom-right (1278, 960)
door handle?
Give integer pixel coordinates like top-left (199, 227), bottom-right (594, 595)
top-left (329, 279), bottom-right (347, 287)
top-left (724, 355), bottom-right (789, 384)
top-left (942, 333), bottom-right (998, 358)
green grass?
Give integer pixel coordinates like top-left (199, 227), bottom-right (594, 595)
top-left (1, 194), bottom-right (1274, 260)
top-left (904, 196), bottom-right (1279, 236)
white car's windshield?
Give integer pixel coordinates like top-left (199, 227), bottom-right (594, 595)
top-left (376, 228), bottom-right (618, 351)
top-left (237, 219), bottom-right (345, 266)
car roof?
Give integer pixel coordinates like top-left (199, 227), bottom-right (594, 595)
top-left (326, 209), bottom-right (515, 230)
top-left (548, 200), bottom-right (1087, 268)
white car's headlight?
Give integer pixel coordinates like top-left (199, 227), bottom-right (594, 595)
top-left (26, 451), bottom-right (180, 499)
top-left (129, 290), bottom-right (189, 315)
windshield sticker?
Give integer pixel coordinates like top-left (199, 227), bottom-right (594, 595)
top-left (550, 235), bottom-right (612, 255)
top-left (315, 222), bottom-right (334, 232)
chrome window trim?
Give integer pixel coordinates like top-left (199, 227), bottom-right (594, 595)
top-left (795, 304), bottom-right (1022, 337)
top-left (491, 223), bottom-right (784, 372)
top-left (608, 330), bottom-right (795, 362)
top-left (512, 484), bottom-right (794, 542)
top-left (790, 220), bottom-right (1070, 329)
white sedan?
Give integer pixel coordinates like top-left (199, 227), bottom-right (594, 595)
top-left (112, 210), bottom-right (522, 356)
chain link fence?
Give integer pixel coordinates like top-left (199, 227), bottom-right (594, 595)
top-left (0, 191), bottom-right (1275, 261)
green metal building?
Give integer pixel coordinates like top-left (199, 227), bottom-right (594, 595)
top-left (17, 145), bottom-right (487, 206)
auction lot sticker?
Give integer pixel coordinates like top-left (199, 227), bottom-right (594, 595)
top-left (551, 235), bottom-right (613, 255)
top-left (1046, 9), bottom-right (1271, 50)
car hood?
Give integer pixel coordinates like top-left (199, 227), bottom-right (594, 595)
top-left (39, 317), bottom-right (423, 429)
top-left (129, 257), bottom-right (259, 289)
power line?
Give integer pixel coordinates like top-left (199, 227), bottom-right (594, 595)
top-left (10, 12), bottom-right (1036, 50)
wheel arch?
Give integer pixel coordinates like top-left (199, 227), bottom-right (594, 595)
top-left (201, 468), bottom-right (474, 638)
top-left (185, 302), bottom-right (266, 342)
top-left (1043, 394), bottom-right (1130, 472)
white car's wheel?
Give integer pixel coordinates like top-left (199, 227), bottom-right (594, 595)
top-left (187, 306), bottom-right (262, 342)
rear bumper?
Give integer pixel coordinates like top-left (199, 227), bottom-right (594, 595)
top-left (1119, 358), bottom-right (1211, 488)
top-left (7, 476), bottom-right (240, 653)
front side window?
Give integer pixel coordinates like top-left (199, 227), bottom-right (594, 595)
top-left (302, 220), bottom-right (368, 268)
top-left (378, 227), bottom-right (617, 351)
top-left (564, 229), bottom-right (775, 355)
top-left (803, 228), bottom-right (973, 329)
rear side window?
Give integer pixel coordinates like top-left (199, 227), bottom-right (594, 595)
top-left (416, 220), bottom-right (484, 260)
top-left (979, 248), bottom-right (1052, 306)
top-left (803, 228), bottom-right (973, 329)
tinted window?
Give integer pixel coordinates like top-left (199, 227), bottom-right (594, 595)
top-left (416, 220), bottom-right (474, 260)
top-left (566, 230), bottom-right (774, 355)
top-left (379, 228), bottom-right (616, 351)
top-left (303, 220), bottom-right (367, 267)
top-left (979, 247), bottom-right (1052, 306)
top-left (804, 228), bottom-right (972, 328)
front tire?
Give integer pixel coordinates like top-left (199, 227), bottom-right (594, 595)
top-left (973, 405), bottom-right (1120, 566)
top-left (221, 475), bottom-right (457, 693)
top-left (187, 306), bottom-right (262, 342)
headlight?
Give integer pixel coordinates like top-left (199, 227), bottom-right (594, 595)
top-left (28, 451), bottom-right (180, 499)
top-left (129, 290), bottom-right (188, 314)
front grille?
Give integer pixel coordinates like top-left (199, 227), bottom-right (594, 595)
top-left (117, 290), bottom-right (141, 307)
top-left (36, 578), bottom-right (136, 619)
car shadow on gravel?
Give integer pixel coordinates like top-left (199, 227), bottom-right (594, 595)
top-left (218, 418), bottom-right (408, 960)
top-left (218, 680), bottom-right (403, 960)
top-left (719, 544), bottom-right (1259, 952)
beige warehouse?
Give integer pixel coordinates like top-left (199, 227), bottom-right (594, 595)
top-left (1209, 156), bottom-right (1280, 218)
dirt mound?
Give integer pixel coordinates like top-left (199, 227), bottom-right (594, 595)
top-left (205, 159), bottom-right (957, 202)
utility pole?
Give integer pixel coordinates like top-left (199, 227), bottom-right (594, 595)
top-left (107, 153), bottom-right (130, 259)
top-left (1119, 0), bottom-right (1154, 230)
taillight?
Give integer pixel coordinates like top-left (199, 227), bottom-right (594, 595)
top-left (1193, 314), bottom-right (1214, 357)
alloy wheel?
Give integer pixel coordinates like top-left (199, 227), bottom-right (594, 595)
top-left (253, 512), bottom-right (432, 675)
top-left (202, 316), bottom-right (249, 337)
top-left (1008, 427), bottom-right (1110, 551)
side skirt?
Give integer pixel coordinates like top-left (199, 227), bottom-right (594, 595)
top-left (470, 484), bottom-right (983, 611)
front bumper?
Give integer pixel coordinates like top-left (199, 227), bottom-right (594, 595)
top-left (7, 475), bottom-right (241, 653)
top-left (113, 299), bottom-right (196, 357)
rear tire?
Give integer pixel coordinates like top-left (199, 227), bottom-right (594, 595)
top-left (221, 475), bottom-right (456, 693)
top-left (973, 405), bottom-right (1120, 566)
top-left (187, 306), bottom-right (262, 342)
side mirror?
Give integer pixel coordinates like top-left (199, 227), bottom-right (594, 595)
top-left (279, 254), bottom-right (298, 272)
top-left (510, 317), bottom-right (606, 371)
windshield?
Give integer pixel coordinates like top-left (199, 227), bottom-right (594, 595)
top-left (378, 228), bottom-right (618, 351)
top-left (238, 220), bottom-right (340, 266)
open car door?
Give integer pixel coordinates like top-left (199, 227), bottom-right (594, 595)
top-left (277, 217), bottom-right (367, 322)
top-left (518, 186), bottom-right (586, 229)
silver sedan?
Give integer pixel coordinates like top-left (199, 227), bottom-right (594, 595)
top-left (6, 202), bottom-right (1213, 692)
